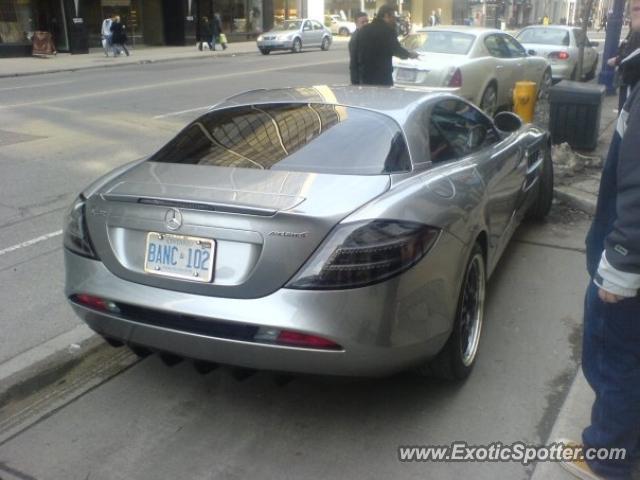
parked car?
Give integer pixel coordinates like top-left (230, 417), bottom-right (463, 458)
top-left (393, 27), bottom-right (552, 115)
top-left (64, 86), bottom-right (553, 380)
top-left (324, 14), bottom-right (356, 36)
top-left (257, 19), bottom-right (332, 54)
top-left (515, 25), bottom-right (600, 81)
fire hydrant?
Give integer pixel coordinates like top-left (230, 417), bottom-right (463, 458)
top-left (513, 81), bottom-right (538, 123)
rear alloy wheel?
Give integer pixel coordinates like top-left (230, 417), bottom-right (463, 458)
top-left (291, 38), bottom-right (302, 53)
top-left (321, 37), bottom-right (330, 51)
top-left (480, 83), bottom-right (498, 116)
top-left (422, 244), bottom-right (486, 380)
top-left (339, 27), bottom-right (350, 36)
top-left (526, 146), bottom-right (554, 220)
top-left (259, 48), bottom-right (271, 55)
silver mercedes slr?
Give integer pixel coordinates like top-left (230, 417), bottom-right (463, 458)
top-left (64, 86), bottom-right (553, 380)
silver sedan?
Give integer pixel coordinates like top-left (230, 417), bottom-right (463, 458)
top-left (256, 19), bottom-right (332, 54)
top-left (393, 27), bottom-right (552, 115)
top-left (64, 86), bottom-right (553, 380)
top-left (515, 25), bottom-right (600, 81)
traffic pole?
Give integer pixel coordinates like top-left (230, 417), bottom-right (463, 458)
top-left (598, 0), bottom-right (626, 94)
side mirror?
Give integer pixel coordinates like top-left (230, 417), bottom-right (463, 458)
top-left (527, 49), bottom-right (537, 56)
top-left (494, 111), bottom-right (523, 133)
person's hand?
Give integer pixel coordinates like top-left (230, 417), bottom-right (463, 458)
top-left (598, 288), bottom-right (625, 303)
top-left (607, 57), bottom-right (617, 67)
top-left (408, 50), bottom-right (419, 59)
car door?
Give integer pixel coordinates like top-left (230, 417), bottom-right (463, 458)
top-left (428, 99), bottom-right (525, 264)
top-left (312, 20), bottom-right (325, 45)
top-left (483, 34), bottom-right (519, 106)
top-left (580, 30), bottom-right (599, 72)
top-left (504, 34), bottom-right (544, 84)
top-left (301, 20), bottom-right (314, 45)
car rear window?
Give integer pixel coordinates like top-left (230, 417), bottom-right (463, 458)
top-left (401, 31), bottom-right (475, 55)
top-left (516, 28), bottom-right (570, 46)
top-left (149, 103), bottom-right (411, 175)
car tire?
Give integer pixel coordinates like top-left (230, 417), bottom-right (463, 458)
top-left (526, 146), bottom-right (554, 220)
top-left (259, 48), bottom-right (271, 55)
top-left (539, 68), bottom-right (552, 100)
top-left (420, 243), bottom-right (486, 381)
top-left (321, 37), bottom-right (330, 51)
top-left (291, 38), bottom-right (302, 53)
top-left (339, 27), bottom-right (349, 36)
top-left (480, 83), bottom-right (498, 116)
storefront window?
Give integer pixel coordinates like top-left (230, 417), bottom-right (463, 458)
top-left (219, 0), bottom-right (264, 34)
top-left (0, 0), bottom-right (32, 45)
top-left (273, 0), bottom-right (298, 24)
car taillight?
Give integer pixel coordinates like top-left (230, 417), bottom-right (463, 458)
top-left (285, 219), bottom-right (440, 290)
top-left (71, 294), bottom-right (120, 314)
top-left (254, 327), bottom-right (342, 350)
top-left (63, 196), bottom-right (99, 259)
top-left (549, 51), bottom-right (570, 60)
top-left (448, 68), bottom-right (463, 87)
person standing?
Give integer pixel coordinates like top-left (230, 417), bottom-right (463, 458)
top-left (608, 30), bottom-right (640, 111)
top-left (198, 16), bottom-right (213, 51)
top-left (559, 0), bottom-right (640, 478)
top-left (110, 15), bottom-right (129, 56)
top-left (349, 11), bottom-right (369, 85)
top-left (355, 5), bottom-right (418, 86)
top-left (101, 14), bottom-right (113, 57)
top-left (211, 13), bottom-right (227, 50)
top-left (429, 10), bottom-right (437, 26)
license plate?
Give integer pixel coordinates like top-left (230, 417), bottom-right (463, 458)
top-left (144, 232), bottom-right (215, 283)
top-left (396, 68), bottom-right (417, 82)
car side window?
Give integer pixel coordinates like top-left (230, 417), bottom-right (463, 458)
top-left (303, 21), bottom-right (312, 31)
top-left (312, 20), bottom-right (324, 30)
top-left (484, 34), bottom-right (510, 58)
top-left (503, 35), bottom-right (526, 57)
top-left (428, 100), bottom-right (500, 163)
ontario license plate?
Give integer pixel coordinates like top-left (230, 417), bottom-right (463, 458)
top-left (396, 68), bottom-right (417, 82)
top-left (144, 232), bottom-right (215, 283)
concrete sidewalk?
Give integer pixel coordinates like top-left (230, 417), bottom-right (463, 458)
top-left (0, 37), bottom-right (349, 79)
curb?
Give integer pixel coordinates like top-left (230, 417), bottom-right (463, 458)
top-left (553, 186), bottom-right (596, 215)
top-left (0, 325), bottom-right (103, 408)
top-left (0, 49), bottom-right (261, 79)
top-left (529, 367), bottom-right (592, 480)
top-left (0, 39), bottom-right (349, 79)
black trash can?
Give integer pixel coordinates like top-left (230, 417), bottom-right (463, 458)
top-left (548, 80), bottom-right (606, 151)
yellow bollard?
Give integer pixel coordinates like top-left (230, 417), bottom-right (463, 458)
top-left (513, 81), bottom-right (538, 123)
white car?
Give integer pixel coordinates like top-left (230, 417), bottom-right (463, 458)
top-left (393, 27), bottom-right (552, 115)
top-left (516, 26), bottom-right (600, 81)
top-left (324, 14), bottom-right (356, 36)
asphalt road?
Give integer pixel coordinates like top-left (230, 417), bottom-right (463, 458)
top-left (0, 44), bottom-right (595, 479)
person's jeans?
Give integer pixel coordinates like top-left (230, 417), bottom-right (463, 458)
top-left (582, 281), bottom-right (640, 479)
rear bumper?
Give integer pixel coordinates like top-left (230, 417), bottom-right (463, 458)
top-left (64, 233), bottom-right (465, 376)
top-left (549, 61), bottom-right (575, 80)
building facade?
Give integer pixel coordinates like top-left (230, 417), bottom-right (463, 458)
top-left (0, 0), bottom-right (325, 57)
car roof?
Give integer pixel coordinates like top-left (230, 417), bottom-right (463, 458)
top-left (213, 85), bottom-right (454, 125)
top-left (413, 26), bottom-right (502, 35)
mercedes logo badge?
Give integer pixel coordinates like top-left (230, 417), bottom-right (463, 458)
top-left (164, 208), bottom-right (183, 231)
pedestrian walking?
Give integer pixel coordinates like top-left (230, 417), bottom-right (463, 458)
top-left (110, 15), bottom-right (129, 56)
top-left (198, 16), bottom-right (213, 51)
top-left (608, 30), bottom-right (640, 111)
top-left (211, 13), bottom-right (227, 50)
top-left (101, 14), bottom-right (114, 57)
top-left (559, 0), bottom-right (640, 478)
top-left (429, 10), bottom-right (437, 26)
top-left (355, 5), bottom-right (418, 86)
top-left (349, 11), bottom-right (369, 85)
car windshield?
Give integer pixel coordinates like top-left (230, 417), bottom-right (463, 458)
top-left (149, 103), bottom-right (411, 175)
top-left (278, 20), bottom-right (302, 30)
top-left (401, 31), bottom-right (475, 54)
top-left (516, 28), bottom-right (570, 46)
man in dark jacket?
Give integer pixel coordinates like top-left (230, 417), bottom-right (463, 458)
top-left (560, 1), bottom-right (640, 478)
top-left (355, 5), bottom-right (418, 86)
top-left (198, 16), bottom-right (213, 51)
top-left (349, 12), bottom-right (369, 84)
